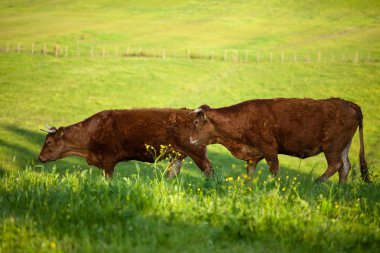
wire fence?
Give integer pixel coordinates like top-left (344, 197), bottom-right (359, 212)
top-left (1, 43), bottom-right (378, 64)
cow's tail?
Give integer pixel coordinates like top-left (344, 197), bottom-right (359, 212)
top-left (357, 109), bottom-right (370, 183)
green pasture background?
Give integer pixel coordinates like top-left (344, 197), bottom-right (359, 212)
top-left (0, 1), bottom-right (380, 252)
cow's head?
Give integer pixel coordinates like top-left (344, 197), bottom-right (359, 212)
top-left (38, 124), bottom-right (67, 162)
top-left (190, 105), bottom-right (216, 145)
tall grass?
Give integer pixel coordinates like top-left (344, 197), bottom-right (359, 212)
top-left (1, 164), bottom-right (379, 253)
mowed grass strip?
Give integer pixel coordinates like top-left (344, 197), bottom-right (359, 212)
top-left (0, 0), bottom-right (379, 54)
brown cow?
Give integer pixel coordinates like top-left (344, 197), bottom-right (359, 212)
top-left (38, 109), bottom-right (213, 178)
top-left (190, 98), bottom-right (370, 183)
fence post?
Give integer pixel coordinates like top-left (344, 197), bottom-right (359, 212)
top-left (17, 43), bottom-right (21, 53)
top-left (55, 45), bottom-right (59, 57)
top-left (354, 52), bottom-right (358, 63)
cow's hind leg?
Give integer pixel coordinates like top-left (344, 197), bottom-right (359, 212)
top-left (317, 152), bottom-right (343, 183)
top-left (246, 156), bottom-right (264, 177)
top-left (338, 139), bottom-right (352, 184)
top-left (264, 155), bottom-right (279, 176)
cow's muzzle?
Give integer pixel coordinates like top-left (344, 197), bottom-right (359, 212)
top-left (38, 155), bottom-right (47, 163)
top-left (189, 137), bottom-right (199, 145)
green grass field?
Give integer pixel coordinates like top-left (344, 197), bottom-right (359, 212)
top-left (1, 1), bottom-right (380, 252)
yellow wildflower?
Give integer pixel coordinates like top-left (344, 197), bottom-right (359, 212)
top-left (50, 241), bottom-right (56, 249)
top-left (225, 177), bottom-right (233, 182)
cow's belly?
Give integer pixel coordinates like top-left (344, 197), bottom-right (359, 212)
top-left (279, 145), bottom-right (322, 159)
top-left (227, 143), bottom-right (262, 160)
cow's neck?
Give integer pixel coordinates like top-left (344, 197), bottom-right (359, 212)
top-left (62, 121), bottom-right (92, 159)
top-left (208, 109), bottom-right (246, 145)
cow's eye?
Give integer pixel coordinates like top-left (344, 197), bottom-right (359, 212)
top-left (46, 140), bottom-right (52, 145)
top-left (194, 120), bottom-right (199, 126)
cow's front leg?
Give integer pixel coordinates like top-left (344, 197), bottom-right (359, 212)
top-left (103, 161), bottom-right (116, 178)
top-left (191, 156), bottom-right (213, 177)
top-left (166, 158), bottom-right (183, 178)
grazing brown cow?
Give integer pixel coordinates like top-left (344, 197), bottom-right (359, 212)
top-left (190, 98), bottom-right (370, 183)
top-left (38, 109), bottom-right (213, 178)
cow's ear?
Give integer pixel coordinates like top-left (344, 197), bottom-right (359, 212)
top-left (200, 111), bottom-right (207, 121)
top-left (193, 108), bottom-right (207, 121)
top-left (57, 127), bottom-right (65, 137)
top-left (199, 104), bottom-right (211, 110)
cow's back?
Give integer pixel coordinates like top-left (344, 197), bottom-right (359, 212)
top-left (89, 108), bottom-right (195, 161)
top-left (232, 98), bottom-right (361, 158)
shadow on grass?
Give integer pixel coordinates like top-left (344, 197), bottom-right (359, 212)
top-left (0, 166), bottom-right (6, 177)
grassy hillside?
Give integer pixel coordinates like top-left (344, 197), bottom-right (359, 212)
top-left (0, 1), bottom-right (379, 252)
top-left (1, 0), bottom-right (379, 54)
